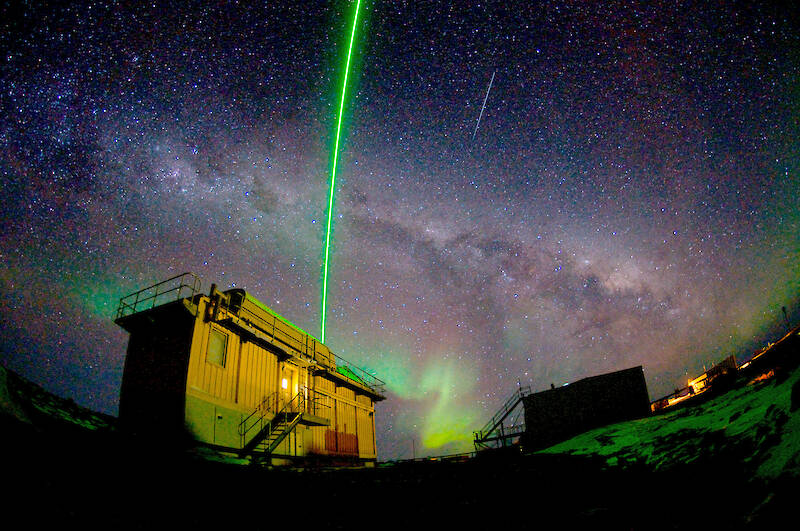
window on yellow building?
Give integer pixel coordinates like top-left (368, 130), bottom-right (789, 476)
top-left (207, 329), bottom-right (228, 367)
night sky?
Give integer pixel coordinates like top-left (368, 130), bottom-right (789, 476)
top-left (1, 1), bottom-right (798, 459)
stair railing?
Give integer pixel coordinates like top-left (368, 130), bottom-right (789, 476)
top-left (474, 385), bottom-right (531, 447)
top-left (238, 386), bottom-right (329, 454)
top-left (239, 391), bottom-right (279, 441)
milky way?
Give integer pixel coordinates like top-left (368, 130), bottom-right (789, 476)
top-left (1, 1), bottom-right (798, 458)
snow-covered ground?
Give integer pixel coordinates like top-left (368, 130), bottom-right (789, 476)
top-left (539, 365), bottom-right (800, 482)
top-left (0, 363), bottom-right (113, 431)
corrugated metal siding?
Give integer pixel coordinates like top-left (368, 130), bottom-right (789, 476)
top-left (305, 374), bottom-right (377, 459)
top-left (183, 298), bottom-right (378, 459)
top-left (337, 385), bottom-right (356, 403)
top-left (312, 341), bottom-right (334, 368)
top-left (187, 317), bottom-right (238, 403)
top-left (308, 425), bottom-right (327, 455)
top-left (357, 395), bottom-right (376, 459)
top-left (337, 400), bottom-right (356, 435)
top-left (187, 298), bottom-right (280, 411)
top-left (308, 376), bottom-right (335, 454)
top-left (356, 394), bottom-right (371, 406)
top-left (314, 375), bottom-right (336, 393)
top-left (239, 294), bottom-right (335, 369)
top-left (237, 341), bottom-right (278, 409)
top-left (325, 430), bottom-right (358, 455)
top-left (356, 407), bottom-right (374, 457)
top-left (185, 300), bottom-right (209, 394)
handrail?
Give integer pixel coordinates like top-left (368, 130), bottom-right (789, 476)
top-left (475, 385), bottom-right (530, 441)
top-left (473, 385), bottom-right (530, 452)
top-left (238, 386), bottom-right (329, 443)
top-left (235, 304), bottom-right (322, 365)
top-left (116, 272), bottom-right (202, 319)
top-left (333, 355), bottom-right (387, 396)
top-left (239, 392), bottom-right (279, 438)
top-left (118, 271), bottom-right (386, 395)
top-left (233, 299), bottom-right (386, 396)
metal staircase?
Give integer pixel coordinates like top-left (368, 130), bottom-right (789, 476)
top-left (245, 411), bottom-right (305, 455)
top-left (238, 387), bottom-right (328, 457)
top-left (473, 385), bottom-right (530, 451)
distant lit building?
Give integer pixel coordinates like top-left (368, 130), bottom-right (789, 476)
top-left (651, 355), bottom-right (738, 412)
top-left (115, 273), bottom-right (385, 465)
top-left (687, 355), bottom-right (737, 395)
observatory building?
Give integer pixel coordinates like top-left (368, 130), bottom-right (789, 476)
top-left (115, 273), bottom-right (385, 465)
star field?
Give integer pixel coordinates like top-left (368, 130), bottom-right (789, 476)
top-left (1, 1), bottom-right (798, 458)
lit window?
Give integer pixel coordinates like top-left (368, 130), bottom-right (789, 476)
top-left (207, 329), bottom-right (228, 367)
top-left (281, 378), bottom-right (288, 389)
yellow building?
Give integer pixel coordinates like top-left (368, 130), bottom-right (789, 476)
top-left (115, 273), bottom-right (385, 465)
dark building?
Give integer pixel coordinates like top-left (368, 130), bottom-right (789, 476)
top-left (521, 366), bottom-right (650, 452)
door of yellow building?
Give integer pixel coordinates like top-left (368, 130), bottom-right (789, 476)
top-left (280, 364), bottom-right (297, 411)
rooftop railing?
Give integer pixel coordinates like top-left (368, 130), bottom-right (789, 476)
top-left (116, 272), bottom-right (386, 396)
top-left (234, 294), bottom-right (386, 396)
top-left (334, 357), bottom-right (387, 396)
top-left (116, 272), bottom-right (202, 320)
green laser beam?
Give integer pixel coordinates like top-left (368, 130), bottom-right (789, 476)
top-left (322, 0), bottom-right (362, 344)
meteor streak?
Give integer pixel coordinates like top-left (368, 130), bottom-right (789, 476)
top-left (471, 70), bottom-right (495, 141)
